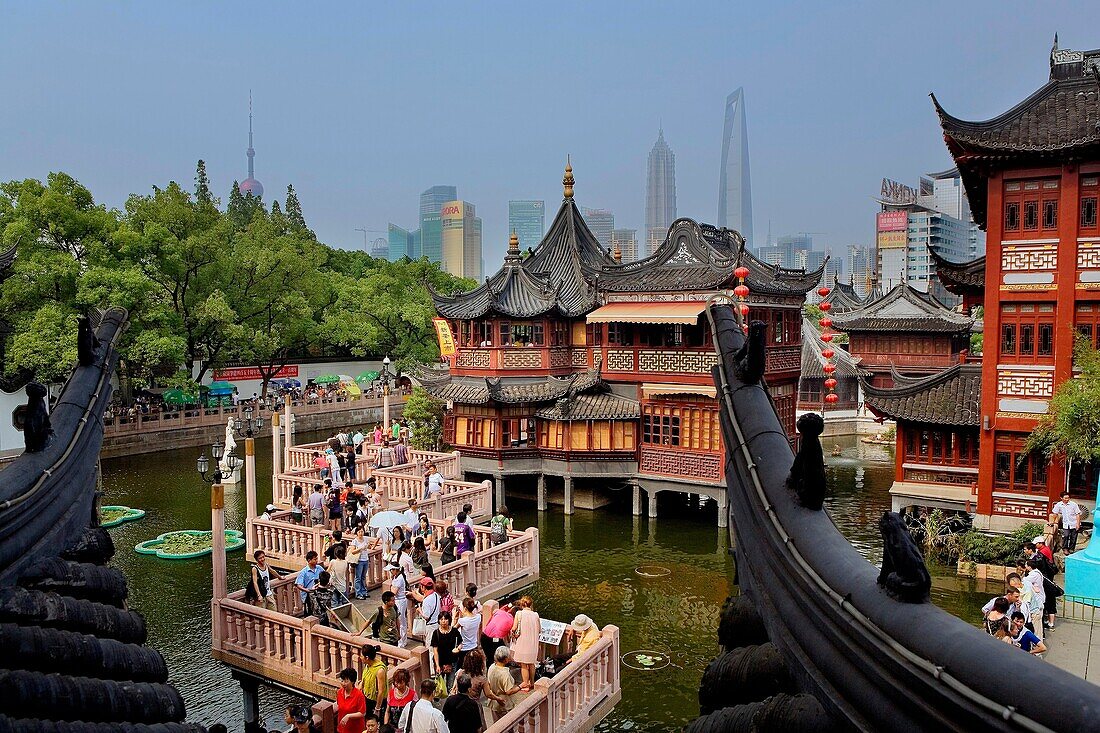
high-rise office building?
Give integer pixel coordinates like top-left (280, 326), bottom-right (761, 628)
top-left (419, 185), bottom-right (456, 264)
top-left (922, 168), bottom-right (987, 258)
top-left (611, 229), bottom-right (638, 262)
top-left (581, 207), bottom-right (615, 252)
top-left (508, 200), bottom-right (545, 250)
top-left (371, 237), bottom-right (389, 260)
top-left (388, 224), bottom-right (414, 260)
top-left (718, 88), bottom-right (753, 248)
top-left (441, 200), bottom-right (482, 281)
top-left (645, 129), bottom-right (676, 258)
top-left (847, 244), bottom-right (874, 297)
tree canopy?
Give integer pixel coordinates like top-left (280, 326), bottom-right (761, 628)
top-left (1025, 337), bottom-right (1100, 464)
top-left (0, 166), bottom-right (473, 394)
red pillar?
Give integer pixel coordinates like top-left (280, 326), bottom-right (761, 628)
top-left (1049, 165), bottom-right (1080, 504)
top-left (977, 171), bottom-right (1004, 517)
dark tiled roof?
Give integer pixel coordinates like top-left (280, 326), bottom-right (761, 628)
top-left (534, 392), bottom-right (640, 420)
top-left (0, 308), bottom-right (200, 730)
top-left (0, 244), bottom-right (16, 278)
top-left (431, 196), bottom-right (612, 319)
top-left (932, 45), bottom-right (1100, 227)
top-left (591, 219), bottom-right (736, 292)
top-left (830, 283), bottom-right (972, 334)
top-left (862, 363), bottom-right (981, 426)
top-left (929, 247), bottom-right (985, 297)
top-left (801, 318), bottom-right (870, 379)
top-left (417, 368), bottom-right (602, 406)
top-left (822, 277), bottom-right (866, 314)
top-left (888, 363), bottom-right (930, 386)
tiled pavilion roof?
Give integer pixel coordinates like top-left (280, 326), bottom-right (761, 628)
top-left (534, 392), bottom-right (640, 421)
top-left (801, 318), bottom-right (871, 379)
top-left (830, 283), bottom-right (973, 334)
top-left (861, 363), bottom-right (982, 426)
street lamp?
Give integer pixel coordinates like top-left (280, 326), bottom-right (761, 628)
top-left (197, 439), bottom-right (236, 484)
top-left (234, 405), bottom-right (265, 438)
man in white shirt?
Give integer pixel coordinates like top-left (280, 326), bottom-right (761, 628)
top-left (398, 678), bottom-right (450, 732)
top-left (1052, 492), bottom-right (1083, 553)
top-left (403, 498), bottom-right (420, 535)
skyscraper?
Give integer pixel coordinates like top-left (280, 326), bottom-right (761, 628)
top-left (441, 200), bottom-right (482, 281)
top-left (848, 244), bottom-right (873, 297)
top-left (388, 223), bottom-right (414, 260)
top-left (718, 88), bottom-right (753, 248)
top-left (508, 200), bottom-right (545, 250)
top-left (611, 229), bottom-right (638, 262)
top-left (645, 129), bottom-right (676, 258)
top-left (239, 93), bottom-right (263, 199)
top-left (420, 185), bottom-right (457, 263)
top-left (371, 237), bottom-right (389, 260)
top-left (581, 207), bottom-right (615, 252)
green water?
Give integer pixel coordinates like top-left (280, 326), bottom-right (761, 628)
top-left (99, 433), bottom-right (993, 730)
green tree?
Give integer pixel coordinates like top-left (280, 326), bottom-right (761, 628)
top-left (1026, 337), bottom-right (1100, 467)
top-left (403, 386), bottom-right (445, 451)
top-left (195, 160), bottom-right (213, 207)
top-left (226, 181), bottom-right (262, 230)
top-left (284, 185), bottom-right (310, 235)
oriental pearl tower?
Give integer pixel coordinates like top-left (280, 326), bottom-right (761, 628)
top-left (239, 92), bottom-right (263, 199)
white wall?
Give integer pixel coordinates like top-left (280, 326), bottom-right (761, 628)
top-left (201, 359), bottom-right (386, 398)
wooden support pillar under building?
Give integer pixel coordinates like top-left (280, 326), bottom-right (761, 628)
top-left (632, 485), bottom-right (642, 516)
top-left (648, 489), bottom-right (658, 519)
top-left (494, 474), bottom-right (505, 511)
top-left (563, 475), bottom-right (574, 515)
top-left (537, 474), bottom-right (547, 512)
top-left (233, 673), bottom-right (260, 727)
top-left (717, 491), bottom-right (729, 528)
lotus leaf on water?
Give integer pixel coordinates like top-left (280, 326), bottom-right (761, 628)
top-left (135, 529), bottom-right (245, 559)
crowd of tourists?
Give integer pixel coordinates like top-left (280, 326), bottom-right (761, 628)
top-left (979, 492), bottom-right (1088, 658)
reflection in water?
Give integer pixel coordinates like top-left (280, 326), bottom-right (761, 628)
top-left (99, 432), bottom-right (988, 730)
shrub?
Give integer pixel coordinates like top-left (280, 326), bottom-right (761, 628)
top-left (958, 522), bottom-right (1043, 566)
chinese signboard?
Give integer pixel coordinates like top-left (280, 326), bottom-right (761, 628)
top-left (213, 365), bottom-right (298, 382)
top-left (876, 210), bottom-right (908, 232)
top-left (876, 230), bottom-right (907, 250)
top-left (433, 318), bottom-right (456, 357)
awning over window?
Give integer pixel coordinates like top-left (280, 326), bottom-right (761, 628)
top-left (641, 383), bottom-right (717, 398)
top-left (586, 301), bottom-right (708, 325)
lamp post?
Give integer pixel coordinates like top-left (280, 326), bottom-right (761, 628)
top-left (380, 355), bottom-right (394, 435)
top-left (198, 440), bottom-right (239, 601)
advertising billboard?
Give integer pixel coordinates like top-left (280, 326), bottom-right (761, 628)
top-left (212, 365), bottom-right (299, 382)
top-left (441, 201), bottom-right (465, 220)
top-left (876, 231), bottom-right (907, 250)
top-left (877, 210), bottom-right (908, 232)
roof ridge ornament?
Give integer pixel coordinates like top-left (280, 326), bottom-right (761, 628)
top-left (563, 156), bottom-right (575, 199)
top-left (504, 230), bottom-right (523, 265)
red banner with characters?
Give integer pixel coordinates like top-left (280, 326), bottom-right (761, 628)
top-left (212, 365), bottom-right (299, 382)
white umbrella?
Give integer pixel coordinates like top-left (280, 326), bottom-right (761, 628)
top-left (369, 510), bottom-right (406, 531)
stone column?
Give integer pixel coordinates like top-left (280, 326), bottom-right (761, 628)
top-left (212, 483), bottom-right (226, 600)
top-left (244, 437), bottom-right (257, 521)
top-left (537, 474), bottom-right (547, 512)
top-left (235, 673), bottom-right (260, 728)
top-left (271, 411), bottom-right (282, 475)
top-left (632, 484), bottom-right (642, 516)
top-left (717, 491), bottom-right (729, 529)
top-left (648, 489), bottom-right (658, 518)
top-left (283, 395), bottom-right (293, 467)
top-left (493, 474), bottom-right (505, 511)
top-left (563, 475), bottom-right (574, 516)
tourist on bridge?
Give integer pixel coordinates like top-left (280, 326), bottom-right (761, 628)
top-left (393, 438), bottom-right (409, 466)
top-left (387, 563), bottom-right (410, 648)
top-left (456, 597), bottom-right (482, 668)
top-left (568, 614), bottom-right (601, 662)
top-left (328, 482), bottom-right (345, 531)
top-left (314, 451), bottom-right (329, 478)
top-left (438, 526), bottom-right (457, 566)
top-left (411, 535), bottom-right (431, 570)
top-left (306, 571), bottom-right (337, 626)
top-left (292, 485), bottom-right (307, 524)
top-left (336, 668), bottom-right (368, 733)
top-left (510, 597), bottom-right (540, 691)
top-left (385, 669), bottom-right (417, 727)
top-left (423, 462), bottom-right (445, 500)
top-left (414, 515), bottom-right (434, 551)
top-left (485, 646), bottom-right (521, 724)
top-left (403, 499), bottom-right (421, 535)
top-left (368, 591), bottom-right (400, 646)
top-left (453, 512), bottom-right (475, 558)
top-left (1052, 492), bottom-right (1083, 553)
top-left (442, 673), bottom-right (482, 733)
top-left (373, 423), bottom-right (384, 444)
top-left (309, 484), bottom-right (326, 526)
top-left (327, 448), bottom-right (343, 484)
top-left (288, 705), bottom-right (321, 733)
top-left (329, 544), bottom-right (350, 597)
top-left (345, 443), bottom-right (358, 481)
top-left (350, 526), bottom-right (375, 600)
top-left (391, 420), bottom-right (401, 442)
top-left (489, 507), bottom-right (512, 546)
top-left (396, 678), bottom-right (448, 732)
top-left (452, 649), bottom-right (490, 717)
top-left (409, 578), bottom-right (441, 654)
top-left (358, 644), bottom-right (389, 721)
top-left (376, 439), bottom-right (396, 469)
top-left (432, 611), bottom-right (461, 691)
top-left (1005, 612), bottom-right (1047, 657)
top-left (296, 551), bottom-right (324, 605)
top-left (325, 529), bottom-right (349, 560)
top-left (261, 503), bottom-right (276, 521)
top-left (245, 550), bottom-right (280, 611)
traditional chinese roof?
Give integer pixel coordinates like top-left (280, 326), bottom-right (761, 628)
top-left (588, 219), bottom-right (736, 292)
top-left (534, 391), bottom-right (640, 421)
top-left (932, 40), bottom-right (1100, 227)
top-left (0, 244), bottom-right (16, 280)
top-left (430, 169), bottom-right (613, 319)
top-left (416, 367), bottom-right (602, 406)
top-left (830, 283), bottom-right (972, 334)
top-left (888, 363), bottom-right (929, 387)
top-left (861, 363), bottom-right (981, 426)
top-left (801, 318), bottom-right (871, 379)
top-left (821, 274), bottom-right (865, 314)
top-left (928, 246), bottom-right (985, 298)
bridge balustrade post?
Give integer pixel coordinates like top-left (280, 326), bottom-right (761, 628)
top-left (212, 483), bottom-right (227, 600)
top-left (272, 411), bottom-right (282, 475)
top-left (528, 527), bottom-right (540, 579)
top-left (284, 395), bottom-right (293, 468)
top-left (245, 437), bottom-right (257, 522)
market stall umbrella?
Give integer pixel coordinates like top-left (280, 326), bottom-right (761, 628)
top-left (338, 374), bottom-right (355, 383)
top-left (368, 511), bottom-right (406, 531)
top-left (207, 381), bottom-right (236, 396)
top-left (162, 389), bottom-right (198, 406)
top-left (314, 374), bottom-right (341, 385)
top-left (356, 370), bottom-right (380, 384)
top-left (344, 382), bottom-right (362, 396)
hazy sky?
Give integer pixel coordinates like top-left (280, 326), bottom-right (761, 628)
top-left (3, 2), bottom-right (1099, 267)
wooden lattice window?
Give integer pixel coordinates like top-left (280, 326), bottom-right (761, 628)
top-left (1004, 202), bottom-right (1020, 231)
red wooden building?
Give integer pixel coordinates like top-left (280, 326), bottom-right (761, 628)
top-left (871, 40), bottom-right (1100, 529)
top-left (423, 164), bottom-right (823, 519)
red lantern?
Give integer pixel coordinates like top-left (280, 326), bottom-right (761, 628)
top-left (822, 348), bottom-right (835, 359)
top-left (818, 287), bottom-right (831, 298)
top-left (739, 304), bottom-right (750, 315)
top-left (819, 301), bottom-right (832, 312)
top-left (824, 377), bottom-right (838, 389)
top-left (824, 393), bottom-right (839, 404)
top-left (822, 363), bottom-right (836, 374)
top-left (821, 333), bottom-right (834, 342)
top-left (733, 284), bottom-right (750, 298)
top-left (819, 319), bottom-right (832, 330)
top-left (734, 266), bottom-right (750, 280)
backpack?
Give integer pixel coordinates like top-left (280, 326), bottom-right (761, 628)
top-left (490, 515), bottom-right (508, 544)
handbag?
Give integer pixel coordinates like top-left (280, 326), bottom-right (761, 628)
top-left (433, 674), bottom-right (449, 699)
top-left (412, 615), bottom-right (428, 638)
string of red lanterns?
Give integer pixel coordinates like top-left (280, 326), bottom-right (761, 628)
top-left (818, 286), bottom-right (839, 406)
top-left (734, 265), bottom-right (751, 333)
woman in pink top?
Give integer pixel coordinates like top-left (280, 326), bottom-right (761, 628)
top-left (510, 596), bottom-right (541, 691)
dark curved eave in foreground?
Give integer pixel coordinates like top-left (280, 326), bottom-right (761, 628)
top-left (710, 304), bottom-right (1100, 732)
top-left (929, 247), bottom-right (985, 297)
top-left (860, 363), bottom-right (981, 427)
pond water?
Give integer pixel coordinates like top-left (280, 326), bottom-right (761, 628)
top-left (99, 433), bottom-right (993, 731)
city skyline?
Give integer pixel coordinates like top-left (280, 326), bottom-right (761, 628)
top-left (3, 5), bottom-right (1099, 267)
top-left (645, 129), bottom-right (677, 258)
top-left (718, 87), bottom-right (752, 248)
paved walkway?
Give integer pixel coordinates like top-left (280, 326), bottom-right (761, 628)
top-left (1044, 619), bottom-right (1100, 683)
